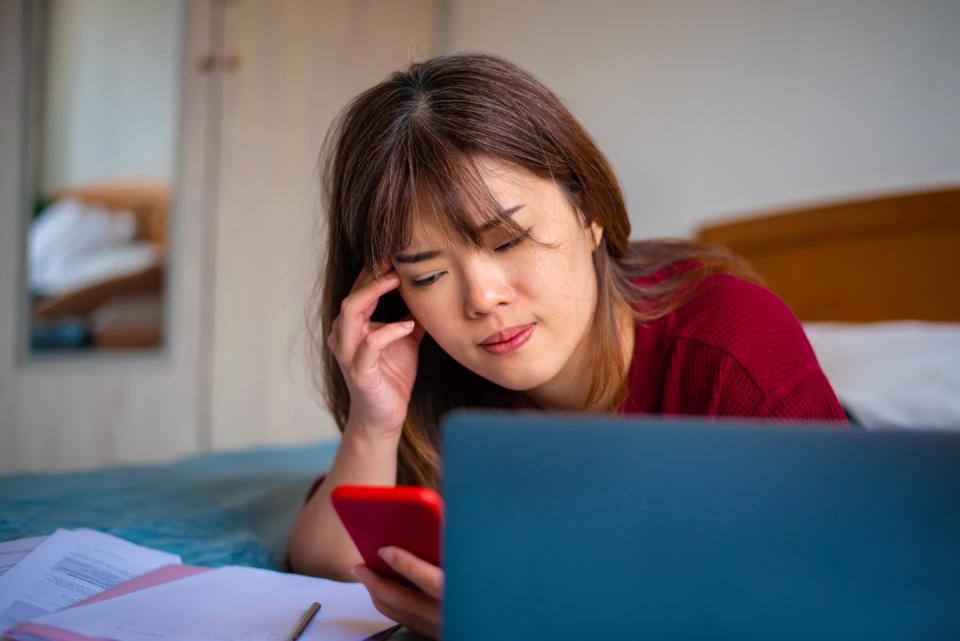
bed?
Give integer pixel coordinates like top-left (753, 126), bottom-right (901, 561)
top-left (0, 442), bottom-right (337, 569)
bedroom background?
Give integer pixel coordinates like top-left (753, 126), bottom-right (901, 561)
top-left (1, 0), bottom-right (958, 475)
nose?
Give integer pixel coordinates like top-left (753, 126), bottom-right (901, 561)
top-left (461, 254), bottom-right (514, 319)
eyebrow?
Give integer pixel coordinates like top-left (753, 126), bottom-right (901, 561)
top-left (393, 204), bottom-right (525, 264)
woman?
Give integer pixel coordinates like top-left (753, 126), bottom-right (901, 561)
top-left (288, 52), bottom-right (846, 638)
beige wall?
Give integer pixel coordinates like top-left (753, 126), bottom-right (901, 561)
top-left (442, 0), bottom-right (960, 238)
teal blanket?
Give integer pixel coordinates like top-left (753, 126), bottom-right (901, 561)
top-left (0, 441), bottom-right (337, 569)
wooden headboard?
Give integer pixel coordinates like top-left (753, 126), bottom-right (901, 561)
top-left (696, 187), bottom-right (960, 322)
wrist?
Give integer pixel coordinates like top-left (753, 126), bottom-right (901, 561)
top-left (342, 419), bottom-right (402, 454)
top-left (337, 426), bottom-right (400, 486)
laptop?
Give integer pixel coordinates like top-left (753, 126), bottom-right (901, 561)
top-left (441, 412), bottom-right (960, 641)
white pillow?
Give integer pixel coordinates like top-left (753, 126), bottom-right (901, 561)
top-left (803, 321), bottom-right (960, 430)
top-left (38, 243), bottom-right (162, 295)
top-left (29, 198), bottom-right (158, 295)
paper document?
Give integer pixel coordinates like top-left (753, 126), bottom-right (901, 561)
top-left (27, 565), bottom-right (395, 641)
top-left (0, 537), bottom-right (46, 577)
top-left (0, 529), bottom-right (181, 632)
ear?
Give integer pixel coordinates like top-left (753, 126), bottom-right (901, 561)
top-left (587, 220), bottom-right (604, 252)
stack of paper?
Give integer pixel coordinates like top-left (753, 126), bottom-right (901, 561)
top-left (0, 529), bottom-right (180, 631)
top-left (0, 537), bottom-right (46, 578)
top-left (0, 530), bottom-right (397, 641)
top-left (14, 566), bottom-right (396, 641)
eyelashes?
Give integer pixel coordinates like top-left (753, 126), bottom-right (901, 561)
top-left (493, 225), bottom-right (533, 253)
top-left (410, 227), bottom-right (533, 288)
top-left (497, 226), bottom-right (534, 251)
top-left (411, 273), bottom-right (442, 288)
top-left (494, 236), bottom-right (524, 252)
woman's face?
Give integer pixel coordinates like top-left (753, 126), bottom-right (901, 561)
top-left (393, 157), bottom-right (602, 407)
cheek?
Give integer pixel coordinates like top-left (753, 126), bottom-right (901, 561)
top-left (519, 240), bottom-right (597, 310)
top-left (400, 287), bottom-right (463, 346)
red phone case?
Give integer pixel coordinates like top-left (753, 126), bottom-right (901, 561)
top-left (331, 485), bottom-right (444, 585)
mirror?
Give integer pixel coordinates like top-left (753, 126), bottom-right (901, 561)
top-left (24, 0), bottom-right (182, 354)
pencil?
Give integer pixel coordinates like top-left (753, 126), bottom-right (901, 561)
top-left (287, 601), bottom-right (321, 641)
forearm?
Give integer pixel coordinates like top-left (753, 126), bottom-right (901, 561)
top-left (288, 424), bottom-right (400, 581)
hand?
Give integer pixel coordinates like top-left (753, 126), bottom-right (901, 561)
top-left (327, 266), bottom-right (425, 439)
top-left (352, 546), bottom-right (443, 640)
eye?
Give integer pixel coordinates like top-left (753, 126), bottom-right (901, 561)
top-left (494, 226), bottom-right (533, 252)
top-left (495, 237), bottom-right (523, 252)
top-left (411, 272), bottom-right (444, 288)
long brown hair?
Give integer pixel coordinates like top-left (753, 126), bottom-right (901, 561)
top-left (310, 53), bottom-right (758, 489)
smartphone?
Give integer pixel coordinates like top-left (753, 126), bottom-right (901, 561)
top-left (331, 485), bottom-right (443, 586)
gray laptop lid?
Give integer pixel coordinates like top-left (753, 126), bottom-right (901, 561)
top-left (442, 412), bottom-right (960, 641)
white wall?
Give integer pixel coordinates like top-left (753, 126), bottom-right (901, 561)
top-left (443, 0), bottom-right (960, 238)
top-left (40, 0), bottom-right (180, 194)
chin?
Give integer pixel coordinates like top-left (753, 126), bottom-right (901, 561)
top-left (479, 363), bottom-right (557, 392)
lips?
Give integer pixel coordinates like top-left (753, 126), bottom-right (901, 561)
top-left (479, 323), bottom-right (536, 355)
top-left (481, 324), bottom-right (532, 345)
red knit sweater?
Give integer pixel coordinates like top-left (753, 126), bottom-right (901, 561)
top-left (302, 271), bottom-right (845, 506)
top-left (619, 271), bottom-right (847, 422)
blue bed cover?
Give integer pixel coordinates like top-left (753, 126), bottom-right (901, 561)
top-left (0, 441), bottom-right (338, 569)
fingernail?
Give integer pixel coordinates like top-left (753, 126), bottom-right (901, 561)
top-left (378, 547), bottom-right (394, 565)
top-left (351, 566), bottom-right (363, 580)
top-left (401, 320), bottom-right (415, 328)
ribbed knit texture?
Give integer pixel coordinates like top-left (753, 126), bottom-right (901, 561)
top-left (304, 272), bottom-right (847, 502)
top-left (620, 272), bottom-right (847, 422)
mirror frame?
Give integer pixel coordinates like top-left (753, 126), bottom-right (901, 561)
top-left (18, 0), bottom-right (188, 364)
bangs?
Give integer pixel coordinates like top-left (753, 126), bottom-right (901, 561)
top-left (362, 124), bottom-right (531, 276)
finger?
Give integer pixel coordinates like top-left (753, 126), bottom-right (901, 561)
top-left (357, 275), bottom-right (391, 319)
top-left (378, 547), bottom-right (443, 599)
top-left (335, 273), bottom-right (400, 361)
top-left (401, 315), bottom-right (426, 344)
top-left (348, 265), bottom-right (376, 294)
top-left (369, 596), bottom-right (437, 640)
top-left (354, 565), bottom-right (440, 637)
top-left (349, 260), bottom-right (396, 296)
top-left (353, 564), bottom-right (436, 613)
top-left (340, 271), bottom-right (399, 320)
top-left (353, 321), bottom-right (417, 374)
top-left (377, 256), bottom-right (394, 280)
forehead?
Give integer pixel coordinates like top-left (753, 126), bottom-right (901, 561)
top-left (472, 156), bottom-right (539, 202)
top-left (402, 156), bottom-right (569, 248)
